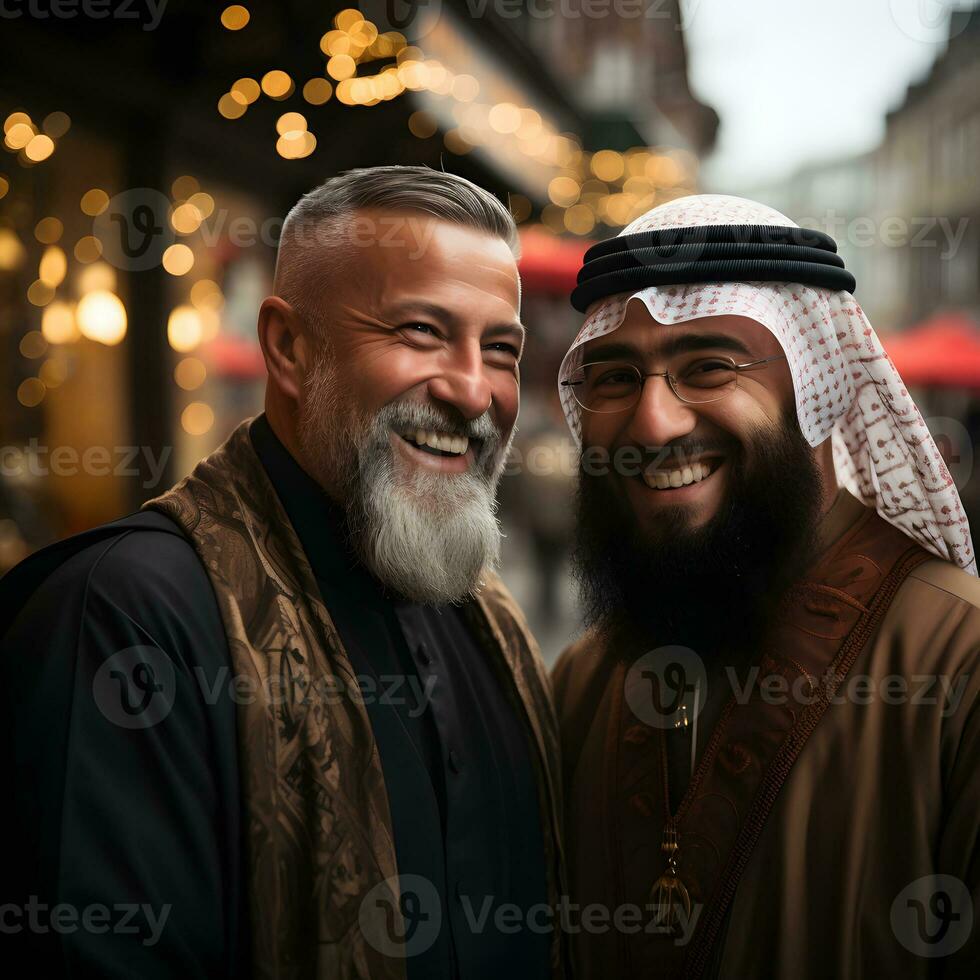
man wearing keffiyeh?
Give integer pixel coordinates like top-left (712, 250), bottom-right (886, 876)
top-left (552, 194), bottom-right (980, 979)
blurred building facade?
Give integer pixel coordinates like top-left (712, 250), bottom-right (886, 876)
top-left (0, 1), bottom-right (715, 660)
top-left (740, 6), bottom-right (980, 334)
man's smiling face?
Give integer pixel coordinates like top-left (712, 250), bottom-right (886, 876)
top-left (305, 208), bottom-right (523, 491)
top-left (572, 300), bottom-right (834, 654)
top-left (293, 208), bottom-right (523, 603)
top-left (578, 303), bottom-right (797, 533)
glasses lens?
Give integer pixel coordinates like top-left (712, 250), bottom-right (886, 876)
top-left (674, 357), bottom-right (737, 403)
top-left (572, 361), bottom-right (641, 413)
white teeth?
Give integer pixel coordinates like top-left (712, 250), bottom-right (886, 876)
top-left (641, 460), bottom-right (714, 490)
top-left (405, 429), bottom-right (468, 455)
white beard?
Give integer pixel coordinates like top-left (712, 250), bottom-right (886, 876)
top-left (354, 447), bottom-right (503, 604)
top-left (300, 372), bottom-right (511, 604)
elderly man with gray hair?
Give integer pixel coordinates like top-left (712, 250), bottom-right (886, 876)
top-left (0, 167), bottom-right (564, 979)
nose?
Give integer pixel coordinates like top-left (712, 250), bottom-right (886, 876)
top-left (426, 342), bottom-right (494, 421)
top-left (624, 374), bottom-right (699, 449)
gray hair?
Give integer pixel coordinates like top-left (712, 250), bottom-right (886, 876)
top-left (274, 165), bottom-right (520, 322)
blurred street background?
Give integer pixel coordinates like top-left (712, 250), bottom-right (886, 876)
top-left (2, 0), bottom-right (979, 663)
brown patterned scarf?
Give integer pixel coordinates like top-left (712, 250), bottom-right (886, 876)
top-left (142, 417), bottom-right (565, 979)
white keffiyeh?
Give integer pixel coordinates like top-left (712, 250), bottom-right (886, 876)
top-left (558, 194), bottom-right (976, 575)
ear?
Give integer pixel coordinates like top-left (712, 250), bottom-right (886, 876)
top-left (257, 296), bottom-right (309, 402)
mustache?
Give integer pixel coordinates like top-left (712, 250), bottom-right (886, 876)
top-left (376, 400), bottom-right (500, 444)
top-left (624, 437), bottom-right (738, 469)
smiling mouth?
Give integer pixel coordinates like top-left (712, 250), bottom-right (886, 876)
top-left (641, 458), bottom-right (722, 491)
top-left (398, 428), bottom-right (471, 458)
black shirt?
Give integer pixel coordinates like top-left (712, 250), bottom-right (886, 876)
top-left (0, 414), bottom-right (551, 979)
top-left (249, 413), bottom-right (550, 979)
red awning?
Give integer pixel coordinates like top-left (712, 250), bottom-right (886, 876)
top-left (205, 332), bottom-right (267, 380)
top-left (518, 226), bottom-right (594, 294)
top-left (882, 312), bottom-right (980, 389)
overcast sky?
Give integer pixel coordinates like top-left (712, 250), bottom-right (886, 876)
top-left (682, 0), bottom-right (970, 190)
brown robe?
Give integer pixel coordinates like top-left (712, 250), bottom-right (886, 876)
top-left (142, 419), bottom-right (567, 980)
top-left (552, 491), bottom-right (980, 979)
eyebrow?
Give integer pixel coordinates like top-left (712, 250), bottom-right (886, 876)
top-left (386, 300), bottom-right (525, 342)
top-left (583, 332), bottom-right (752, 362)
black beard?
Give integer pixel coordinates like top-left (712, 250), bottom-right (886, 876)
top-left (572, 418), bottom-right (825, 664)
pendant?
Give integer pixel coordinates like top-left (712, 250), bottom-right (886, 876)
top-left (649, 821), bottom-right (691, 936)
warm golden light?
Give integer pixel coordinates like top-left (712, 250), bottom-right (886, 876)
top-left (34, 217), bottom-right (63, 244)
top-left (231, 78), bottom-right (261, 104)
top-left (24, 134), bottom-right (55, 162)
top-left (77, 290), bottom-right (127, 345)
top-left (3, 112), bottom-right (31, 133)
top-left (27, 280), bottom-right (54, 307)
top-left (187, 191), bottom-right (215, 218)
top-left (42, 301), bottom-right (79, 344)
top-left (488, 102), bottom-right (522, 135)
top-left (39, 357), bottom-right (68, 388)
top-left (171, 202), bottom-right (204, 234)
top-left (174, 356), bottom-right (207, 391)
top-left (80, 188), bottom-right (109, 216)
top-left (39, 246), bottom-right (67, 287)
top-left (172, 175), bottom-right (199, 200)
top-left (450, 75), bottom-right (479, 101)
top-left (261, 70), bottom-right (294, 99)
top-left (334, 8), bottom-right (363, 31)
top-left (408, 111), bottom-right (437, 139)
top-left (548, 176), bottom-right (580, 208)
top-left (0, 175), bottom-right (8, 200)
top-left (591, 149), bottom-right (625, 182)
top-left (17, 378), bottom-right (45, 407)
top-left (19, 330), bottom-right (47, 359)
top-left (220, 5), bottom-right (249, 30)
top-left (276, 112), bottom-right (307, 136)
top-left (326, 55), bottom-right (356, 81)
top-left (74, 236), bottom-right (103, 263)
top-left (181, 401), bottom-right (215, 436)
top-left (5, 122), bottom-right (34, 150)
top-left (0, 228), bottom-right (26, 270)
top-left (303, 78), bottom-right (333, 105)
top-left (167, 305), bottom-right (204, 352)
top-left (564, 204), bottom-right (595, 235)
top-left (218, 93), bottom-right (247, 120)
top-left (276, 131), bottom-right (316, 159)
top-left (443, 130), bottom-right (473, 155)
top-left (78, 261), bottom-right (116, 293)
top-left (162, 243), bottom-right (195, 276)
top-left (190, 279), bottom-right (224, 310)
top-left (320, 30), bottom-right (351, 57)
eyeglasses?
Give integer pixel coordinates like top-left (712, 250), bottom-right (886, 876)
top-left (561, 353), bottom-right (787, 413)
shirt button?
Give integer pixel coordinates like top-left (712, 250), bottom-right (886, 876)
top-left (417, 642), bottom-right (432, 666)
top-left (448, 749), bottom-right (462, 773)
